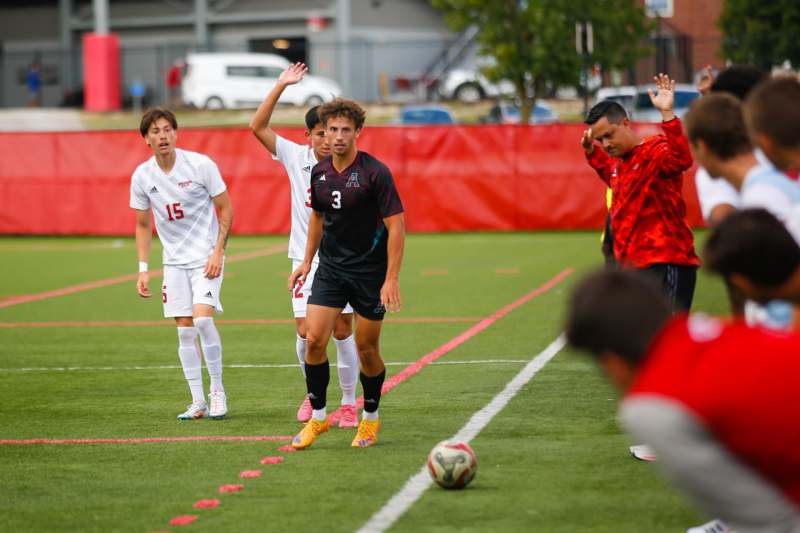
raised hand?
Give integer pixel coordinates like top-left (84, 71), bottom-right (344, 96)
top-left (581, 127), bottom-right (594, 155)
top-left (697, 65), bottom-right (714, 95)
top-left (647, 73), bottom-right (676, 121)
top-left (278, 62), bottom-right (308, 86)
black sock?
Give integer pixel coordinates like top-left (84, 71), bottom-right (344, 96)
top-left (360, 370), bottom-right (386, 413)
top-left (305, 360), bottom-right (330, 410)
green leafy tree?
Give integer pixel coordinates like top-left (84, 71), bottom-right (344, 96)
top-left (720, 0), bottom-right (800, 70)
top-left (431, 0), bottom-right (651, 123)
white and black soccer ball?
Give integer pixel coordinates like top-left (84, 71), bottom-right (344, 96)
top-left (427, 441), bottom-right (477, 489)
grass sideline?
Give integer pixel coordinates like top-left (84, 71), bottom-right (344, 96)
top-left (0, 232), bottom-right (727, 532)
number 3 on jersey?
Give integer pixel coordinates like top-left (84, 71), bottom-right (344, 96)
top-left (332, 190), bottom-right (341, 209)
top-left (165, 202), bottom-right (184, 221)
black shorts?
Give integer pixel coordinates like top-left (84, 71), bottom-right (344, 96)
top-left (308, 266), bottom-right (386, 321)
top-left (639, 263), bottom-right (697, 312)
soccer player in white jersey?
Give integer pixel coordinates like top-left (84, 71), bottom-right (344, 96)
top-left (130, 108), bottom-right (234, 420)
top-left (249, 63), bottom-right (360, 428)
top-left (693, 65), bottom-right (767, 227)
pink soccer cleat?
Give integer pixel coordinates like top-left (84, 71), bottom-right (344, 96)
top-left (338, 404), bottom-right (358, 428)
top-left (296, 395), bottom-right (312, 422)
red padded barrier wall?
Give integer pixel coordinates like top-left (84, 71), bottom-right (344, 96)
top-left (0, 124), bottom-right (702, 235)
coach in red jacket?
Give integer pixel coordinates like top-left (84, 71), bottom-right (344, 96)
top-left (582, 74), bottom-right (700, 311)
top-left (566, 269), bottom-right (800, 532)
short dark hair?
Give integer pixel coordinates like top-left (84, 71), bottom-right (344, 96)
top-left (585, 100), bottom-right (628, 125)
top-left (305, 105), bottom-right (322, 131)
top-left (565, 269), bottom-right (672, 365)
top-left (745, 77), bottom-right (800, 149)
top-left (704, 208), bottom-right (800, 287)
top-left (139, 107), bottom-right (178, 137)
top-left (685, 93), bottom-right (751, 159)
top-left (319, 98), bottom-right (366, 130)
top-left (709, 65), bottom-right (767, 101)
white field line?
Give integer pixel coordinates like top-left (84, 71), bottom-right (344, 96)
top-left (0, 359), bottom-right (530, 373)
top-left (356, 334), bottom-right (566, 533)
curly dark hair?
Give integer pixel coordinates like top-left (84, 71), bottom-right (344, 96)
top-left (139, 107), bottom-right (178, 137)
top-left (318, 98), bottom-right (366, 130)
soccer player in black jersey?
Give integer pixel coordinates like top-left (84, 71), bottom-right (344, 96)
top-left (288, 98), bottom-right (405, 449)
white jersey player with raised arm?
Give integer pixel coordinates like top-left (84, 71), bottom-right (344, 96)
top-left (131, 109), bottom-right (234, 422)
top-left (249, 61), bottom-right (360, 428)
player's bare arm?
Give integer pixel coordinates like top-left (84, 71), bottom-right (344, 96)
top-left (206, 191), bottom-right (233, 279)
top-left (134, 209), bottom-right (152, 298)
top-left (381, 213), bottom-right (406, 313)
top-left (581, 127), bottom-right (594, 156)
top-left (289, 209), bottom-right (323, 291)
top-left (648, 73), bottom-right (676, 122)
top-left (248, 62), bottom-right (309, 155)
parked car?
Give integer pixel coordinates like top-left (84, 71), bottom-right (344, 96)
top-left (438, 67), bottom-right (516, 103)
top-left (398, 105), bottom-right (456, 125)
top-left (182, 53), bottom-right (341, 109)
top-left (594, 84), bottom-right (700, 122)
top-left (479, 101), bottom-right (559, 124)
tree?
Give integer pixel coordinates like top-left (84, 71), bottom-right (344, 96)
top-left (430, 0), bottom-right (651, 124)
top-left (719, 0), bottom-right (800, 71)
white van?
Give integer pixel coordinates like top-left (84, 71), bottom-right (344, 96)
top-left (182, 53), bottom-right (342, 109)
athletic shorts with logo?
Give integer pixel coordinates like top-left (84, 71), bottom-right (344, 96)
top-left (291, 259), bottom-right (353, 318)
top-left (162, 263), bottom-right (224, 317)
top-left (308, 264), bottom-right (385, 321)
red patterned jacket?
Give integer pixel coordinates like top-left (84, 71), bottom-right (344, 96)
top-left (586, 118), bottom-right (700, 268)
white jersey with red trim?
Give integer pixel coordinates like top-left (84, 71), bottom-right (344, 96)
top-left (274, 135), bottom-right (319, 263)
top-left (130, 148), bottom-right (227, 269)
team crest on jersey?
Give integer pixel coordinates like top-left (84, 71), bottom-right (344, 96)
top-left (346, 172), bottom-right (360, 188)
top-left (318, 175), bottom-right (326, 182)
top-left (177, 180), bottom-right (193, 188)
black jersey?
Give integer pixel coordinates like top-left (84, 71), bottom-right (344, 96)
top-left (310, 151), bottom-right (404, 278)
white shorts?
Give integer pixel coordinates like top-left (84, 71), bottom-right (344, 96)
top-left (162, 264), bottom-right (224, 318)
top-left (291, 259), bottom-right (353, 318)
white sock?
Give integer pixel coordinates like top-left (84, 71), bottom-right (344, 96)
top-left (295, 334), bottom-right (307, 377)
top-left (177, 327), bottom-right (205, 404)
top-left (195, 316), bottom-right (224, 393)
top-left (334, 334), bottom-right (358, 405)
top-left (312, 407), bottom-right (327, 421)
top-left (363, 409), bottom-right (379, 421)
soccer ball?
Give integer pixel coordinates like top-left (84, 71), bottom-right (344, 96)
top-left (427, 441), bottom-right (477, 489)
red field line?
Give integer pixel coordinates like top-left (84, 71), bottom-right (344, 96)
top-left (0, 269), bottom-right (572, 445)
top-left (327, 268), bottom-right (573, 424)
top-left (0, 244), bottom-right (287, 310)
top-left (0, 435), bottom-right (292, 445)
top-left (0, 316), bottom-right (481, 328)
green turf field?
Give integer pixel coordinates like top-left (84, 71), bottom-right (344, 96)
top-left (0, 232), bottom-right (728, 532)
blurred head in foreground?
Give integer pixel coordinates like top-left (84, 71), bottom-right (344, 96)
top-left (564, 269), bottom-right (671, 390)
top-left (745, 77), bottom-right (800, 171)
top-left (704, 208), bottom-right (800, 304)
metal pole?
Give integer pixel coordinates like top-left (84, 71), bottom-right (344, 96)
top-left (336, 0), bottom-right (351, 97)
top-left (194, 0), bottom-right (209, 51)
top-left (59, 0), bottom-right (74, 91)
top-left (93, 0), bottom-right (109, 35)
